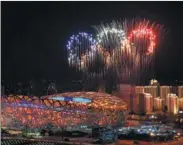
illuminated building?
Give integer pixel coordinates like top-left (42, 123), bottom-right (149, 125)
top-left (139, 93), bottom-right (153, 114)
top-left (154, 97), bottom-right (163, 111)
top-left (170, 95), bottom-right (178, 114)
top-left (166, 94), bottom-right (178, 114)
top-left (178, 86), bottom-right (183, 98)
top-left (150, 79), bottom-right (158, 85)
top-left (129, 86), bottom-right (144, 113)
top-left (144, 86), bottom-right (158, 98)
top-left (160, 86), bottom-right (171, 105)
top-left (166, 93), bottom-right (173, 112)
top-left (117, 84), bottom-right (133, 107)
top-left (144, 86), bottom-right (158, 109)
top-left (130, 94), bottom-right (140, 114)
top-left (178, 98), bottom-right (183, 110)
top-left (150, 79), bottom-right (159, 86)
top-left (135, 86), bottom-right (144, 94)
top-left (1, 92), bottom-right (128, 129)
top-left (171, 86), bottom-right (178, 95)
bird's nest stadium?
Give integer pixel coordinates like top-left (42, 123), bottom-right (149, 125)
top-left (1, 92), bottom-right (128, 129)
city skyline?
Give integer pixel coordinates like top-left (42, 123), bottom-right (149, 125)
top-left (1, 2), bottom-right (183, 144)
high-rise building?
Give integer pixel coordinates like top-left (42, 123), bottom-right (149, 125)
top-left (149, 79), bottom-right (160, 96)
top-left (178, 86), bottom-right (183, 98)
top-left (133, 95), bottom-right (140, 114)
top-left (166, 94), bottom-right (178, 114)
top-left (150, 79), bottom-right (160, 86)
top-left (130, 86), bottom-right (144, 114)
top-left (129, 86), bottom-right (148, 114)
top-left (170, 95), bottom-right (178, 114)
top-left (154, 97), bottom-right (163, 111)
top-left (144, 86), bottom-right (158, 98)
top-left (117, 84), bottom-right (133, 107)
top-left (170, 86), bottom-right (178, 95)
top-left (139, 93), bottom-right (153, 114)
top-left (166, 93), bottom-right (173, 112)
top-left (129, 86), bottom-right (135, 113)
top-left (130, 93), bottom-right (140, 114)
top-left (144, 86), bottom-right (158, 110)
top-left (130, 94), bottom-right (134, 113)
top-left (178, 98), bottom-right (183, 110)
top-left (135, 86), bottom-right (144, 94)
top-left (160, 86), bottom-right (171, 105)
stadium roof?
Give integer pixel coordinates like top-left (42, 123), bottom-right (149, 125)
top-left (41, 92), bottom-right (128, 110)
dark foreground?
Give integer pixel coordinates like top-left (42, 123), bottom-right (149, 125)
top-left (2, 137), bottom-right (183, 145)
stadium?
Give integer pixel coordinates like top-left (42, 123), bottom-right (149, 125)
top-left (1, 92), bottom-right (128, 129)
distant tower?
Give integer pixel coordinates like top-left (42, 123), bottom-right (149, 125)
top-left (160, 86), bottom-right (171, 106)
top-left (149, 79), bottom-right (160, 96)
top-left (170, 86), bottom-right (178, 95)
top-left (17, 82), bottom-right (22, 95)
top-left (47, 82), bottom-right (57, 95)
top-left (27, 81), bottom-right (33, 96)
top-left (178, 86), bottom-right (183, 98)
top-left (150, 79), bottom-right (159, 86)
top-left (144, 86), bottom-right (158, 110)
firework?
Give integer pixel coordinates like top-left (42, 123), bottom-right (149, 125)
top-left (128, 24), bottom-right (156, 55)
top-left (66, 32), bottom-right (109, 90)
top-left (124, 19), bottom-right (161, 84)
top-left (93, 22), bottom-right (128, 87)
top-left (67, 19), bottom-right (163, 90)
top-left (95, 22), bottom-right (126, 53)
top-left (67, 32), bottom-right (96, 71)
top-left (95, 19), bottom-right (162, 85)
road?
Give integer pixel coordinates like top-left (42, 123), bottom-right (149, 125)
top-left (2, 136), bottom-right (183, 145)
top-left (118, 139), bottom-right (183, 145)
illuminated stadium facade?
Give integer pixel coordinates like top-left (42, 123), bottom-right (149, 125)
top-left (1, 92), bottom-right (128, 129)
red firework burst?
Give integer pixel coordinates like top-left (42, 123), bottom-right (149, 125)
top-left (128, 27), bottom-right (156, 55)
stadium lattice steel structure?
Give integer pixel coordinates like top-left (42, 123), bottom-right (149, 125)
top-left (1, 92), bottom-right (128, 129)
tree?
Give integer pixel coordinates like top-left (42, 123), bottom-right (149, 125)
top-left (45, 123), bottom-right (53, 131)
top-left (22, 124), bottom-right (29, 136)
top-left (162, 105), bottom-right (168, 123)
top-left (163, 105), bottom-right (168, 113)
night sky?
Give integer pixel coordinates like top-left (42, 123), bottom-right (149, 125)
top-left (2, 2), bottom-right (183, 85)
